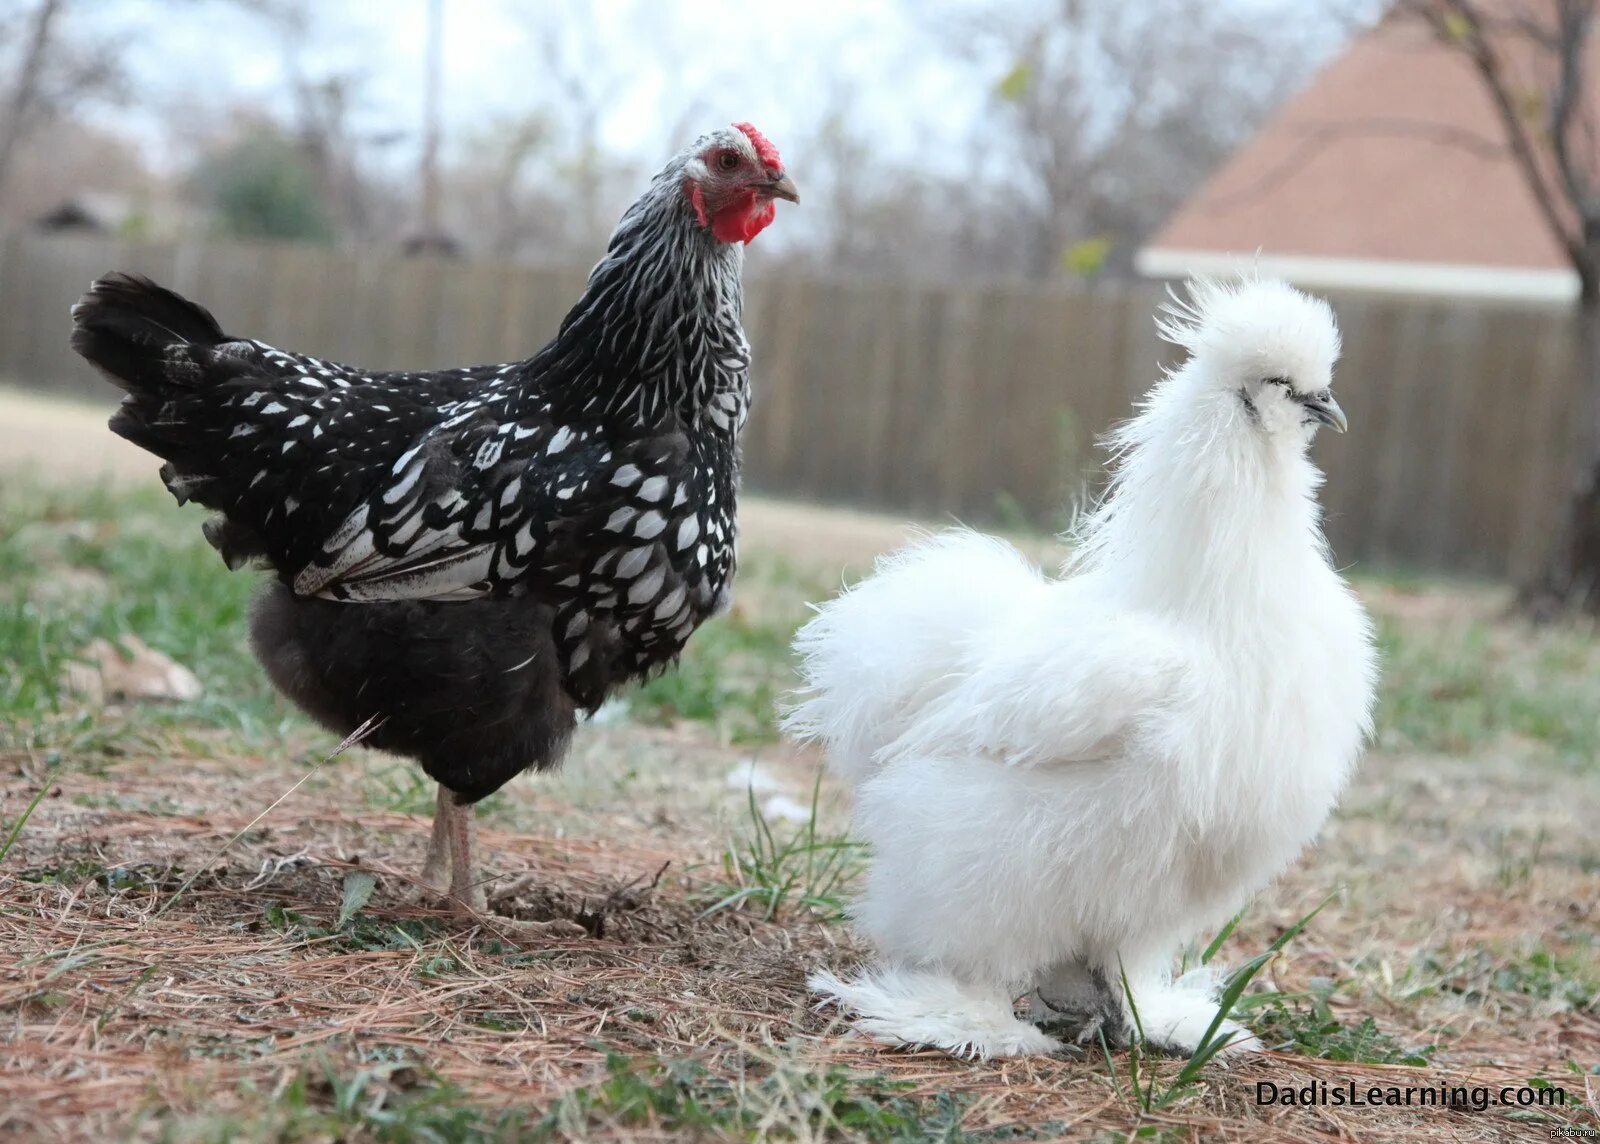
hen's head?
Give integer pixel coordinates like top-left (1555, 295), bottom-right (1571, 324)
top-left (679, 123), bottom-right (798, 245)
top-left (1159, 277), bottom-right (1346, 445)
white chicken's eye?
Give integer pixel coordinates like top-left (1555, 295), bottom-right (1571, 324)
top-left (1263, 376), bottom-right (1292, 389)
top-left (716, 151), bottom-right (740, 172)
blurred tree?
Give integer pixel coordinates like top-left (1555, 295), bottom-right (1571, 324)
top-left (0, 0), bottom-right (126, 213)
top-left (472, 0), bottom-right (726, 260)
top-left (192, 124), bottom-right (332, 242)
top-left (928, 0), bottom-right (1339, 279)
top-left (446, 112), bottom-right (559, 257)
top-left (797, 83), bottom-right (879, 271)
top-left (777, 76), bottom-right (1037, 281)
top-left (1398, 0), bottom-right (1600, 615)
top-left (244, 0), bottom-right (406, 243)
top-left (294, 71), bottom-right (408, 244)
top-left (508, 0), bottom-right (649, 254)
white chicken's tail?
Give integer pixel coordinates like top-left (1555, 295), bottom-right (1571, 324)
top-left (782, 530), bottom-right (1044, 785)
top-left (808, 966), bottom-right (1060, 1061)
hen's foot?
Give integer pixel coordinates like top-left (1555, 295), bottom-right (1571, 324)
top-left (474, 914), bottom-right (588, 942)
top-left (1031, 999), bottom-right (1130, 1050)
top-left (1031, 963), bottom-right (1131, 1049)
top-left (413, 785), bottom-right (583, 939)
top-left (487, 870), bottom-right (543, 901)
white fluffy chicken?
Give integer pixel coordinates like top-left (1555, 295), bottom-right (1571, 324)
top-left (785, 277), bottom-right (1377, 1060)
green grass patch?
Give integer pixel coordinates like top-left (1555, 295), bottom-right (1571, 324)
top-left (699, 777), bottom-right (865, 923)
top-left (357, 756), bottom-right (441, 816)
top-left (1483, 943), bottom-right (1600, 1012)
top-left (0, 478), bottom-right (300, 757)
top-left (150, 1060), bottom-right (501, 1143)
top-left (1397, 941), bottom-right (1600, 1016)
top-left (629, 607), bottom-right (794, 743)
top-left (151, 1052), bottom-right (1053, 1143)
top-left (534, 1051), bottom-right (1031, 1142)
top-left (1374, 612), bottom-right (1600, 767)
top-left (1244, 984), bottom-right (1437, 1065)
top-left (262, 900), bottom-right (444, 954)
top-left (630, 553), bottom-right (826, 744)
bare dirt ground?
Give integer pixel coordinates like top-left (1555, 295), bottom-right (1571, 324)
top-left (2, 388), bottom-right (1598, 1142)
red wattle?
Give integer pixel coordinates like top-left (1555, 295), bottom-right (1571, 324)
top-left (742, 201), bottom-right (777, 244)
top-left (709, 190), bottom-right (776, 245)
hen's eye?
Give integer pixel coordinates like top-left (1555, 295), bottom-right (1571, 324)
top-left (716, 151), bottom-right (740, 172)
top-left (1263, 376), bottom-right (1292, 389)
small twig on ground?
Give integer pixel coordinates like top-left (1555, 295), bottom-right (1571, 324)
top-left (149, 714), bottom-right (385, 923)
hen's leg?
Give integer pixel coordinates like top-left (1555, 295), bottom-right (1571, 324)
top-left (440, 791), bottom-right (586, 940)
top-left (444, 793), bottom-right (489, 913)
top-left (416, 784), bottom-right (453, 897)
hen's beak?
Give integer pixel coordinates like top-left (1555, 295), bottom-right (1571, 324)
top-left (1302, 391), bottom-right (1348, 433)
top-left (765, 172), bottom-right (800, 204)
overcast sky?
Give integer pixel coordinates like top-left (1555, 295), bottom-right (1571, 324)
top-left (60, 0), bottom-right (1373, 183)
top-left (78, 0), bottom-right (995, 178)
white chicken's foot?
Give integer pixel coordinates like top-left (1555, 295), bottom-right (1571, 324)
top-left (1131, 969), bottom-right (1262, 1058)
top-left (809, 965), bottom-right (1063, 1060)
top-left (1031, 959), bottom-right (1262, 1058)
top-left (1032, 961), bottom-right (1130, 1049)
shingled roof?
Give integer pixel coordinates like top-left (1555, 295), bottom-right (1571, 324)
top-left (1137, 12), bottom-right (1595, 301)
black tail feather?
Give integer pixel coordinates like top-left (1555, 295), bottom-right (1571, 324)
top-left (70, 271), bottom-right (228, 395)
top-left (202, 514), bottom-right (269, 570)
top-left (104, 400), bottom-right (210, 501)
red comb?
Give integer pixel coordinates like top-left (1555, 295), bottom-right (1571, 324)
top-left (734, 122), bottom-right (782, 171)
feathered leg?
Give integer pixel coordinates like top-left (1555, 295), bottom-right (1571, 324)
top-left (1028, 960), bottom-right (1129, 1049)
top-left (1124, 964), bottom-right (1262, 1057)
top-left (808, 965), bottom-right (1064, 1060)
top-left (1030, 950), bottom-right (1261, 1057)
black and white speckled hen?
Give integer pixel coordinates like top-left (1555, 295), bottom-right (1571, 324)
top-left (69, 123), bottom-right (797, 934)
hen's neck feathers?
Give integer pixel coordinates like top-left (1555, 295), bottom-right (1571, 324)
top-left (524, 167), bottom-right (746, 428)
top-left (1069, 369), bottom-right (1328, 621)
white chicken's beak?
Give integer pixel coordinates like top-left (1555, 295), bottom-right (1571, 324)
top-left (1302, 391), bottom-right (1347, 433)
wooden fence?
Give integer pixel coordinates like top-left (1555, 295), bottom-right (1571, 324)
top-left (0, 229), bottom-right (1579, 579)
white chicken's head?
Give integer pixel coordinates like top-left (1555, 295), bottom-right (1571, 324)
top-left (1159, 277), bottom-right (1346, 445)
top-left (677, 123), bottom-right (799, 246)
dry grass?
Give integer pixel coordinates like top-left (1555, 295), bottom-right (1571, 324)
top-left (1, 730), bottom-right (849, 1137)
top-left (3, 744), bottom-right (1594, 1143)
top-left (1, 462), bottom-right (1598, 1141)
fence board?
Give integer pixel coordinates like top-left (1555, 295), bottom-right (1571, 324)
top-left (0, 231), bottom-right (1582, 578)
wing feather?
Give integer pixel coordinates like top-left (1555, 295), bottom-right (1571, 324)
top-left (289, 412), bottom-right (687, 606)
top-left (880, 590), bottom-right (1195, 768)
